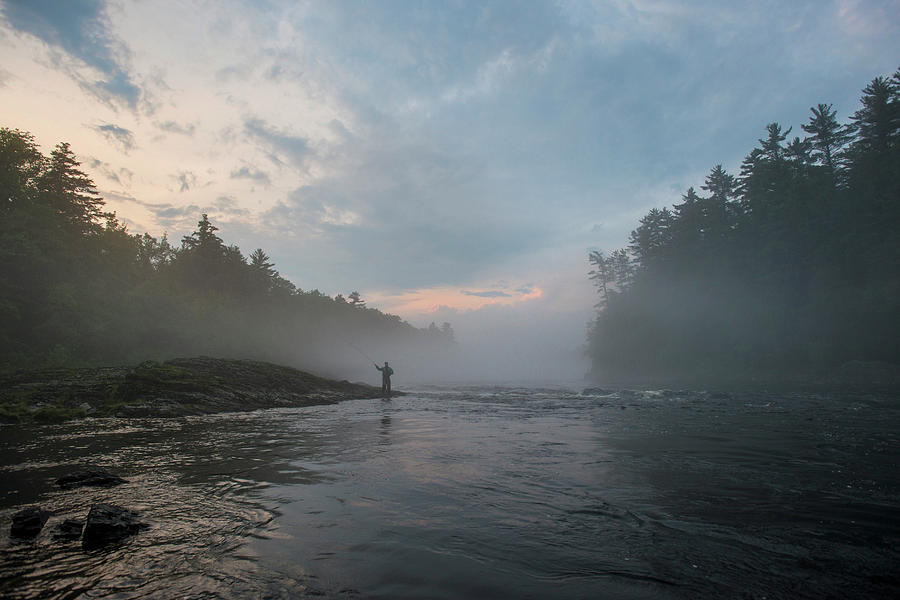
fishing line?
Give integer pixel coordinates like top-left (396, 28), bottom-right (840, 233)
top-left (345, 340), bottom-right (377, 365)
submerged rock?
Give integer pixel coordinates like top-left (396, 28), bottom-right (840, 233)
top-left (56, 467), bottom-right (127, 489)
top-left (53, 518), bottom-right (84, 541)
top-left (10, 506), bottom-right (50, 539)
top-left (81, 503), bottom-right (147, 549)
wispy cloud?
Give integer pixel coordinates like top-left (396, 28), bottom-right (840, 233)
top-left (87, 157), bottom-right (133, 186)
top-left (155, 120), bottom-right (195, 136)
top-left (462, 290), bottom-right (512, 298)
top-left (102, 191), bottom-right (200, 229)
top-left (1, 0), bottom-right (143, 108)
top-left (230, 166), bottom-right (271, 186)
top-left (90, 123), bottom-right (135, 153)
top-left (244, 117), bottom-right (313, 168)
top-left (212, 195), bottom-right (249, 216)
top-left (173, 171), bottom-right (197, 193)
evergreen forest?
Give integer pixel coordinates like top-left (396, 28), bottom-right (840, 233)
top-left (587, 69), bottom-right (900, 384)
top-left (0, 130), bottom-right (455, 376)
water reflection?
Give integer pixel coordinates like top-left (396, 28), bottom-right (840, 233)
top-left (1, 391), bottom-right (899, 599)
top-left (379, 411), bottom-right (392, 445)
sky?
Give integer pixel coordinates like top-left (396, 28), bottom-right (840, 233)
top-left (1, 0), bottom-right (898, 380)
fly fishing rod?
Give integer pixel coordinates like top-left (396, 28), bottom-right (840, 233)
top-left (346, 341), bottom-right (378, 366)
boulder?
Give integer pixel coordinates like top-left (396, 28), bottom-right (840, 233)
top-left (53, 518), bottom-right (84, 541)
top-left (81, 503), bottom-right (147, 549)
top-left (56, 467), bottom-right (127, 489)
top-left (10, 506), bottom-right (50, 539)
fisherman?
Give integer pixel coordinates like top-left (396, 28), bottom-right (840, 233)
top-left (374, 361), bottom-right (394, 397)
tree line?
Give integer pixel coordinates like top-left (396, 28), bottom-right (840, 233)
top-left (0, 129), bottom-right (455, 374)
top-left (587, 68), bottom-right (900, 383)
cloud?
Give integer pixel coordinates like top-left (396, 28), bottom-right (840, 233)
top-left (265, 192), bottom-right (361, 233)
top-left (90, 123), bottom-right (135, 153)
top-left (155, 120), bottom-right (195, 136)
top-left (173, 171), bottom-right (197, 193)
top-left (0, 68), bottom-right (12, 87)
top-left (212, 195), bottom-right (249, 216)
top-left (104, 190), bottom-right (247, 230)
top-left (230, 166), bottom-right (271, 186)
top-left (101, 191), bottom-right (200, 230)
top-left (1, 0), bottom-right (142, 108)
top-left (244, 117), bottom-right (313, 168)
top-left (461, 290), bottom-right (512, 298)
top-left (87, 157), bottom-right (133, 186)
top-left (215, 64), bottom-right (249, 82)
top-left (154, 203), bottom-right (200, 221)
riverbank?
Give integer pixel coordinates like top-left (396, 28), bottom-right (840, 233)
top-left (0, 357), bottom-right (393, 423)
top-left (585, 359), bottom-right (900, 393)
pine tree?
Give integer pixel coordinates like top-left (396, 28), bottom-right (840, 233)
top-left (348, 291), bottom-right (365, 307)
top-left (38, 142), bottom-right (109, 230)
top-left (0, 128), bottom-right (45, 209)
top-left (249, 248), bottom-right (275, 275)
top-left (588, 250), bottom-right (612, 308)
top-left (801, 103), bottom-right (853, 183)
top-left (181, 214), bottom-right (225, 254)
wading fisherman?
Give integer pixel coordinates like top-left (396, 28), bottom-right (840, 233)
top-left (374, 361), bottom-right (393, 397)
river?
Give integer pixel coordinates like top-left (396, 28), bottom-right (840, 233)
top-left (1, 386), bottom-right (898, 599)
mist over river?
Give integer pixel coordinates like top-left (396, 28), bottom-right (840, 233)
top-left (1, 387), bottom-right (898, 599)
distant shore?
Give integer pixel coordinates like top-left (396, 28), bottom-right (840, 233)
top-left (584, 360), bottom-right (900, 393)
top-left (0, 357), bottom-right (393, 424)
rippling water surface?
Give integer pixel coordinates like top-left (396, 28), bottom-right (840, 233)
top-left (2, 387), bottom-right (899, 599)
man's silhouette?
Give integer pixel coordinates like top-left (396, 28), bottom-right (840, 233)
top-left (375, 361), bottom-right (393, 397)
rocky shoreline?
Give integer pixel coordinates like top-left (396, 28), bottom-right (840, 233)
top-left (10, 468), bottom-right (147, 549)
top-left (0, 356), bottom-right (395, 423)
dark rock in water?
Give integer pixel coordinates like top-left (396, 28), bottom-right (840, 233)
top-left (56, 466), bottom-right (127, 489)
top-left (53, 518), bottom-right (84, 541)
top-left (10, 506), bottom-right (50, 539)
top-left (81, 504), bottom-right (147, 549)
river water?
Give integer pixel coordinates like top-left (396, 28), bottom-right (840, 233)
top-left (1, 386), bottom-right (898, 599)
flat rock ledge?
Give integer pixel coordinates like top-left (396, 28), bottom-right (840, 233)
top-left (1, 356), bottom-right (395, 422)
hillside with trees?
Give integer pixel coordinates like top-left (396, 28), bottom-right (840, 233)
top-left (587, 69), bottom-right (900, 384)
top-left (0, 129), bottom-right (455, 377)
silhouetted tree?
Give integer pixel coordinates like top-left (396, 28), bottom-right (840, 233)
top-left (588, 250), bottom-right (612, 308)
top-left (0, 130), bottom-right (454, 372)
top-left (38, 142), bottom-right (109, 231)
top-left (587, 69), bottom-right (900, 382)
top-left (802, 103), bottom-right (853, 184)
top-left (348, 291), bottom-right (365, 307)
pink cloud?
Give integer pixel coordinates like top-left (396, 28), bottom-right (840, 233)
top-left (369, 284), bottom-right (544, 317)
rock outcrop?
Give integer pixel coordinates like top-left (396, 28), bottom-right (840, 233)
top-left (52, 518), bottom-right (84, 541)
top-left (81, 504), bottom-right (147, 549)
top-left (0, 356), bottom-right (393, 422)
top-left (10, 506), bottom-right (50, 539)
